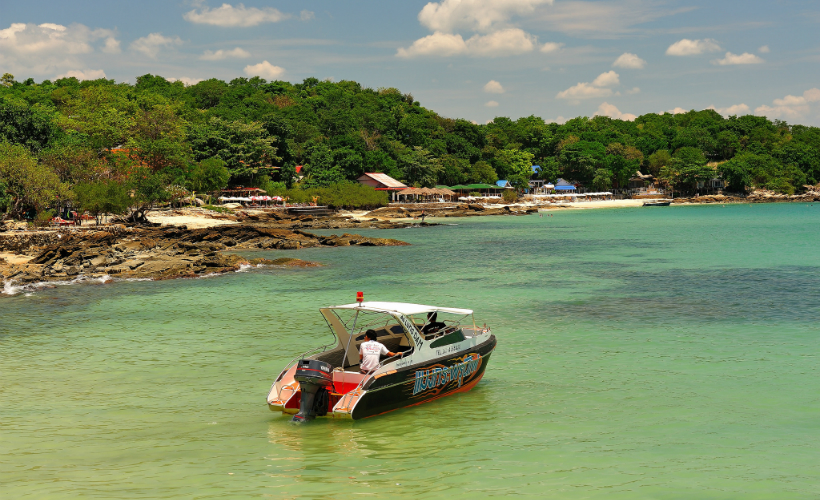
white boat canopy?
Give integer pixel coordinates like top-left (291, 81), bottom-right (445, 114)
top-left (325, 301), bottom-right (473, 316)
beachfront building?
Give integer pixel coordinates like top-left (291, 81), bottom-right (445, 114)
top-left (356, 173), bottom-right (408, 201)
top-left (554, 178), bottom-right (578, 193)
top-left (628, 172), bottom-right (657, 194)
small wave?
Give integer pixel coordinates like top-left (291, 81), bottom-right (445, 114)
top-left (1, 274), bottom-right (115, 297)
top-left (2, 264), bottom-right (261, 297)
top-left (2, 280), bottom-right (23, 296)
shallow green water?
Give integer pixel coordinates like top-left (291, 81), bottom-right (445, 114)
top-left (3, 203), bottom-right (820, 498)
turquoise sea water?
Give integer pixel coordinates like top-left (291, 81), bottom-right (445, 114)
top-left (3, 203), bottom-right (820, 498)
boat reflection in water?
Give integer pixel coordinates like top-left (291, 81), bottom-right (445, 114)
top-left (267, 299), bottom-right (497, 421)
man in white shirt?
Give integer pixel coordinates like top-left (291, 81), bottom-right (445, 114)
top-left (359, 329), bottom-right (399, 374)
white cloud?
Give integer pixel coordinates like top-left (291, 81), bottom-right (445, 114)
top-left (755, 88), bottom-right (820, 120)
top-left (540, 42), bottom-right (563, 53)
top-left (0, 22), bottom-right (120, 75)
top-left (397, 28), bottom-right (535, 58)
top-left (594, 102), bottom-right (636, 121)
top-left (712, 52), bottom-right (764, 65)
top-left (400, 0), bottom-right (546, 58)
top-left (244, 60), bottom-right (285, 79)
top-left (0, 22), bottom-right (119, 56)
top-left (755, 104), bottom-right (807, 120)
top-left (130, 33), bottom-right (182, 58)
top-left (102, 37), bottom-right (121, 54)
top-left (397, 32), bottom-right (467, 57)
top-left (666, 38), bottom-right (721, 56)
top-left (300, 10), bottom-right (315, 21)
top-left (557, 71), bottom-right (622, 101)
top-left (557, 82), bottom-right (612, 100)
top-left (613, 52), bottom-right (645, 69)
top-left (545, 116), bottom-right (567, 124)
top-left (56, 69), bottom-right (106, 81)
top-left (418, 0), bottom-right (554, 33)
top-left (184, 3), bottom-right (289, 27)
top-left (167, 77), bottom-right (203, 86)
top-left (200, 47), bottom-right (250, 60)
top-left (668, 107), bottom-right (688, 114)
top-left (485, 100), bottom-right (499, 107)
top-left (484, 80), bottom-right (504, 93)
top-left (467, 28), bottom-right (535, 56)
top-left (759, 45), bottom-right (770, 53)
top-left (707, 103), bottom-right (750, 116)
top-left (626, 87), bottom-right (640, 95)
top-left (592, 70), bottom-right (619, 87)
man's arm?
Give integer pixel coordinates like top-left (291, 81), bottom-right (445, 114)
top-left (380, 344), bottom-right (400, 358)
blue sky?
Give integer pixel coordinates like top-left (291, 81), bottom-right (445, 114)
top-left (2, 0), bottom-right (820, 125)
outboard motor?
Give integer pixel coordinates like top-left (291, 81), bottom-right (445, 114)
top-left (292, 359), bottom-right (333, 423)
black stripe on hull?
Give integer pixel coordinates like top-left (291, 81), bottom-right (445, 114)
top-left (350, 335), bottom-right (497, 420)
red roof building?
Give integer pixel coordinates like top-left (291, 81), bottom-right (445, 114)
top-left (357, 173), bottom-right (407, 201)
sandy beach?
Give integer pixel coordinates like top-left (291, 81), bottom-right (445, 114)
top-left (538, 199), bottom-right (647, 210)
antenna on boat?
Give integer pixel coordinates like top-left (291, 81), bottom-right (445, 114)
top-left (342, 292), bottom-right (364, 372)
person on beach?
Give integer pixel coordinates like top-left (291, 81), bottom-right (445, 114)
top-left (420, 210), bottom-right (426, 222)
top-left (359, 329), bottom-right (399, 374)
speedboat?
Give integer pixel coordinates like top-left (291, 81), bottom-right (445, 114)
top-left (267, 299), bottom-right (497, 421)
top-left (643, 199), bottom-right (672, 206)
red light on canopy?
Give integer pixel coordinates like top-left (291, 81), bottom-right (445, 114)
top-left (356, 291), bottom-right (364, 303)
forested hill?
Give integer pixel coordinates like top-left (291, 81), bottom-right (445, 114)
top-left (2, 73), bottom-right (820, 217)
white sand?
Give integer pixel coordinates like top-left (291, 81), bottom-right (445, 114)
top-left (146, 214), bottom-right (238, 229)
top-left (0, 252), bottom-right (34, 264)
top-left (543, 199), bottom-right (648, 210)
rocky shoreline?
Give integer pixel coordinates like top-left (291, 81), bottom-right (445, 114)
top-left (0, 221), bottom-right (409, 289)
top-left (671, 190), bottom-right (820, 204)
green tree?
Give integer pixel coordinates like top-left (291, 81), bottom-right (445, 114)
top-left (188, 158), bottom-right (230, 194)
top-left (399, 146), bottom-right (442, 187)
top-left (605, 143), bottom-right (642, 188)
top-left (439, 155), bottom-right (469, 185)
top-left (189, 117), bottom-right (280, 181)
top-left (558, 140), bottom-right (606, 185)
top-left (127, 103), bottom-right (190, 172)
top-left (62, 85), bottom-right (134, 151)
top-left (302, 143), bottom-right (345, 187)
top-left (535, 157), bottom-right (561, 183)
top-left (74, 180), bottom-right (131, 224)
top-left (647, 150), bottom-right (671, 177)
top-left (495, 148), bottom-right (535, 190)
top-left (717, 154), bottom-right (753, 192)
top-left (660, 147), bottom-right (712, 193)
top-left (0, 142), bottom-right (69, 219)
top-left (0, 97), bottom-right (59, 151)
top-left (1, 73), bottom-right (15, 87)
top-left (0, 179), bottom-right (10, 215)
top-left (125, 166), bottom-right (168, 223)
top-left (363, 150), bottom-right (401, 180)
top-left (467, 160), bottom-right (498, 184)
top-left (40, 143), bottom-right (108, 184)
top-left (592, 168), bottom-right (613, 191)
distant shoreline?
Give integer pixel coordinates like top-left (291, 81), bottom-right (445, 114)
top-left (3, 196), bottom-right (818, 296)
